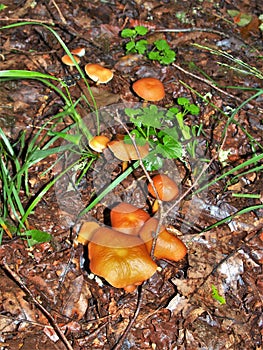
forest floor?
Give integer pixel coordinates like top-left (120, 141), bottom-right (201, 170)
top-left (0, 1), bottom-right (263, 349)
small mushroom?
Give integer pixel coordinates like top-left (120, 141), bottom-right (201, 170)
top-left (132, 77), bottom-right (165, 102)
top-left (61, 54), bottom-right (81, 69)
top-left (88, 135), bottom-right (110, 153)
top-left (148, 174), bottom-right (179, 202)
top-left (84, 63), bottom-right (113, 84)
top-left (111, 202), bottom-right (150, 235)
top-left (139, 218), bottom-right (187, 262)
top-left (88, 227), bottom-right (158, 291)
top-left (107, 139), bottom-right (149, 161)
top-left (70, 47), bottom-right (86, 57)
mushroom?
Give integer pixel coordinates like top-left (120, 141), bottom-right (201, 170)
top-left (132, 77), bottom-right (165, 102)
top-left (88, 227), bottom-right (158, 291)
top-left (61, 54), bottom-right (81, 70)
top-left (139, 218), bottom-right (187, 262)
top-left (111, 202), bottom-right (150, 235)
top-left (84, 63), bottom-right (113, 84)
top-left (70, 47), bottom-right (86, 57)
top-left (107, 139), bottom-right (149, 161)
top-left (77, 221), bottom-right (100, 245)
top-left (148, 174), bottom-right (179, 202)
top-left (88, 135), bottom-right (110, 153)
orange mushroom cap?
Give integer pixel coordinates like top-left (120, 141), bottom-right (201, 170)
top-left (84, 63), bottom-right (113, 84)
top-left (111, 202), bottom-right (150, 235)
top-left (88, 135), bottom-right (110, 153)
top-left (62, 54), bottom-right (80, 66)
top-left (148, 174), bottom-right (179, 201)
top-left (107, 139), bottom-right (149, 161)
top-left (132, 77), bottom-right (165, 102)
top-left (139, 218), bottom-right (187, 261)
top-left (88, 227), bottom-right (157, 291)
top-left (77, 221), bottom-right (100, 245)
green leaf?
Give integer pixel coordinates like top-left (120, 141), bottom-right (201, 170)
top-left (185, 103), bottom-right (200, 115)
top-left (143, 152), bottom-right (163, 171)
top-left (159, 50), bottom-right (176, 65)
top-left (148, 51), bottom-right (161, 61)
top-left (227, 9), bottom-right (240, 17)
top-left (159, 126), bottom-right (179, 141)
top-left (154, 39), bottom-right (171, 51)
top-left (211, 284), bottom-right (226, 305)
top-left (135, 39), bottom-right (148, 54)
top-left (177, 97), bottom-right (190, 106)
top-left (156, 135), bottom-right (182, 159)
top-left (124, 131), bottom-right (147, 146)
top-left (22, 229), bottom-right (51, 246)
top-left (130, 105), bottom-right (164, 128)
top-left (0, 3), bottom-right (7, 10)
top-left (126, 41), bottom-right (136, 52)
top-left (167, 107), bottom-right (180, 117)
top-left (124, 107), bottom-right (143, 117)
top-left (121, 28), bottom-right (136, 38)
top-left (135, 26), bottom-right (148, 36)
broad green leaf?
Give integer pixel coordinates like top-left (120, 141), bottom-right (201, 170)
top-left (185, 103), bottom-right (200, 115)
top-left (135, 39), bottom-right (148, 54)
top-left (126, 41), bottom-right (136, 52)
top-left (148, 51), bottom-right (161, 61)
top-left (121, 28), bottom-right (136, 38)
top-left (135, 26), bottom-right (148, 36)
top-left (156, 135), bottom-right (182, 159)
top-left (24, 229), bottom-right (51, 246)
top-left (154, 39), bottom-right (171, 51)
top-left (177, 97), bottom-right (190, 106)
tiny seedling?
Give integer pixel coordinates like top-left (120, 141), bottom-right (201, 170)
top-left (211, 284), bottom-right (226, 305)
top-left (121, 26), bottom-right (176, 65)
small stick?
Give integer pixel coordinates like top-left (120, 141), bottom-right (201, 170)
top-left (154, 27), bottom-right (228, 37)
top-left (50, 0), bottom-right (67, 24)
top-left (1, 259), bottom-right (74, 350)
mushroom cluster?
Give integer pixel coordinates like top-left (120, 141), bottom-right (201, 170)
top-left (78, 194), bottom-right (187, 292)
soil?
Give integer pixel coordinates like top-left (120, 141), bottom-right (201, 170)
top-left (0, 1), bottom-right (263, 350)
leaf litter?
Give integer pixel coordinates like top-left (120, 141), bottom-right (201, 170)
top-left (0, 0), bottom-right (263, 349)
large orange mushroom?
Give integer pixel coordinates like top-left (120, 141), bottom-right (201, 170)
top-left (110, 202), bottom-right (150, 235)
top-left (88, 227), bottom-right (157, 292)
top-left (107, 139), bottom-right (149, 161)
top-left (139, 218), bottom-right (187, 262)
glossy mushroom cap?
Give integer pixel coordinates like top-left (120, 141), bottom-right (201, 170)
top-left (70, 47), bottom-right (86, 57)
top-left (62, 54), bottom-right (80, 66)
top-left (88, 135), bottom-right (110, 152)
top-left (84, 63), bottom-right (113, 84)
top-left (111, 202), bottom-right (150, 235)
top-left (139, 218), bottom-right (187, 261)
top-left (132, 77), bottom-right (165, 102)
top-left (148, 174), bottom-right (179, 201)
top-left (88, 227), bottom-right (157, 291)
top-left (107, 140), bottom-right (149, 161)
top-left (77, 221), bottom-right (100, 245)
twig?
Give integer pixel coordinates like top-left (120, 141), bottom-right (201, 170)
top-left (1, 259), bottom-right (74, 350)
top-left (49, 0), bottom-right (67, 24)
top-left (0, 17), bottom-right (55, 24)
top-left (154, 27), bottom-right (229, 37)
top-left (172, 62), bottom-right (251, 104)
